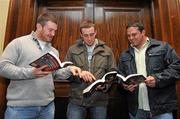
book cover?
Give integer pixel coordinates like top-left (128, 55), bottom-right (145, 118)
top-left (116, 73), bottom-right (146, 85)
top-left (82, 71), bottom-right (117, 94)
top-left (29, 51), bottom-right (73, 71)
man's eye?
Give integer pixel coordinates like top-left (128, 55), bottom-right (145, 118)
top-left (82, 33), bottom-right (95, 38)
top-left (48, 29), bottom-right (54, 32)
top-left (89, 33), bottom-right (95, 36)
top-left (83, 34), bottom-right (88, 37)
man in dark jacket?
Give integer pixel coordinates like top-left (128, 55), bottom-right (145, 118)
top-left (65, 20), bottom-right (116, 119)
top-left (118, 22), bottom-right (180, 119)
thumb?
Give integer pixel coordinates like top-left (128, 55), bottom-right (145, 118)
top-left (38, 65), bottom-right (48, 70)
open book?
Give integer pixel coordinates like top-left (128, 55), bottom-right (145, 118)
top-left (29, 51), bottom-right (73, 71)
top-left (116, 73), bottom-right (146, 85)
top-left (82, 71), bottom-right (117, 94)
top-left (83, 72), bottom-right (146, 95)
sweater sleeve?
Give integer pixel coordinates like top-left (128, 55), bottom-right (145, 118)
top-left (0, 40), bottom-right (35, 80)
top-left (53, 66), bottom-right (72, 79)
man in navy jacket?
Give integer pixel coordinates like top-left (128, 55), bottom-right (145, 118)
top-left (118, 22), bottom-right (180, 119)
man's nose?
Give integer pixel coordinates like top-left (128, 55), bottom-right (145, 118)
top-left (86, 35), bottom-right (91, 39)
top-left (51, 31), bottom-right (55, 36)
top-left (129, 35), bottom-right (134, 40)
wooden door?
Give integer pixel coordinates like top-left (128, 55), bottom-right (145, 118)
top-left (93, 0), bottom-right (152, 60)
top-left (37, 0), bottom-right (152, 61)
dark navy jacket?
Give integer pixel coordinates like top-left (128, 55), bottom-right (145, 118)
top-left (118, 38), bottom-right (180, 116)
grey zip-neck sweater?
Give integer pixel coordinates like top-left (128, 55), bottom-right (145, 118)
top-left (0, 32), bottom-right (72, 106)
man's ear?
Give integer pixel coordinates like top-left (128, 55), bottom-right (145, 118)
top-left (80, 32), bottom-right (83, 38)
top-left (94, 29), bottom-right (97, 35)
top-left (142, 29), bottom-right (146, 35)
top-left (36, 23), bottom-right (42, 31)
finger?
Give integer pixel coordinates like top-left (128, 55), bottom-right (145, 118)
top-left (122, 84), bottom-right (128, 89)
top-left (70, 66), bottom-right (80, 76)
top-left (129, 85), bottom-right (136, 91)
top-left (71, 69), bottom-right (76, 76)
top-left (36, 74), bottom-right (46, 78)
top-left (129, 88), bottom-right (135, 92)
top-left (84, 74), bottom-right (94, 82)
top-left (123, 85), bottom-right (129, 90)
top-left (72, 69), bottom-right (80, 76)
top-left (87, 73), bottom-right (95, 80)
top-left (80, 74), bottom-right (88, 82)
top-left (75, 68), bottom-right (81, 76)
top-left (80, 71), bottom-right (96, 82)
top-left (38, 65), bottom-right (48, 70)
top-left (90, 74), bottom-right (96, 80)
top-left (128, 85), bottom-right (136, 91)
top-left (41, 71), bottom-right (52, 75)
top-left (86, 74), bottom-right (93, 82)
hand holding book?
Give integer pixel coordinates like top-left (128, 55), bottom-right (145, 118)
top-left (29, 51), bottom-right (73, 71)
top-left (82, 71), bottom-right (117, 94)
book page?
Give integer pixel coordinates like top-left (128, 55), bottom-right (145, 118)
top-left (83, 79), bottom-right (104, 94)
top-left (48, 51), bottom-right (62, 66)
top-left (117, 73), bottom-right (145, 85)
top-left (49, 51), bottom-right (73, 67)
top-left (125, 74), bottom-right (144, 80)
top-left (116, 74), bottom-right (126, 81)
top-left (61, 61), bottom-right (73, 67)
top-left (126, 75), bottom-right (145, 84)
top-left (83, 71), bottom-right (117, 94)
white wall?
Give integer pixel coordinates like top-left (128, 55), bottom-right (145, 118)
top-left (0, 0), bottom-right (10, 54)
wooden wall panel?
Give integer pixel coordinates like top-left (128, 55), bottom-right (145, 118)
top-left (167, 0), bottom-right (180, 55)
top-left (151, 0), bottom-right (180, 118)
top-left (47, 7), bottom-right (85, 60)
top-left (151, 0), bottom-right (180, 51)
top-left (4, 0), bottom-right (37, 47)
top-left (0, 77), bottom-right (6, 119)
top-left (94, 0), bottom-right (152, 61)
top-left (95, 7), bottom-right (143, 60)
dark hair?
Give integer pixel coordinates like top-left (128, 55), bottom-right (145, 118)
top-left (37, 13), bottom-right (57, 26)
top-left (126, 22), bottom-right (144, 32)
top-left (80, 20), bottom-right (95, 33)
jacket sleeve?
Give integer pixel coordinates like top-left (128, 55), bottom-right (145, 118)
top-left (153, 43), bottom-right (180, 88)
top-left (117, 55), bottom-right (127, 77)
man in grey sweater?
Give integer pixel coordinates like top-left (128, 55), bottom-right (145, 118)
top-left (0, 13), bottom-right (95, 119)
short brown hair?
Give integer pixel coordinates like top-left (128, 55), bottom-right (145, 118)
top-left (80, 20), bottom-right (95, 33)
top-left (126, 22), bottom-right (144, 32)
top-left (37, 13), bottom-right (57, 26)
